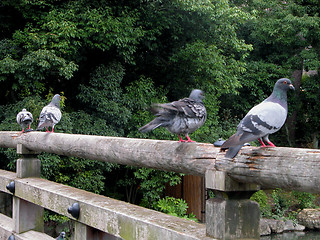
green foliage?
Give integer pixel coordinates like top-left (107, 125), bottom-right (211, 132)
top-left (155, 196), bottom-right (198, 222)
top-left (44, 210), bottom-right (72, 239)
top-left (292, 191), bottom-right (316, 210)
top-left (77, 62), bottom-right (130, 135)
top-left (134, 168), bottom-right (183, 208)
top-left (296, 74), bottom-right (320, 148)
top-left (251, 189), bottom-right (318, 221)
top-left (251, 190), bottom-right (272, 218)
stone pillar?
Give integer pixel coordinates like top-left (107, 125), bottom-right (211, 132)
top-left (74, 222), bottom-right (88, 240)
top-left (205, 170), bottom-right (260, 239)
top-left (74, 222), bottom-right (122, 240)
top-left (0, 192), bottom-right (12, 217)
top-left (13, 144), bottom-right (44, 233)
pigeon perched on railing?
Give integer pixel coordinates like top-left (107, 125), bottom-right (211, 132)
top-left (221, 78), bottom-right (295, 158)
top-left (16, 108), bottom-right (33, 132)
top-left (56, 231), bottom-right (65, 240)
top-left (36, 94), bottom-right (62, 132)
top-left (139, 89), bottom-right (206, 142)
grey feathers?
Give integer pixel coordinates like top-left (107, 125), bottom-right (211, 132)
top-left (36, 94), bottom-right (62, 132)
top-left (221, 78), bottom-right (295, 158)
top-left (16, 109), bottom-right (33, 132)
top-left (56, 232), bottom-right (65, 240)
top-left (139, 89), bottom-right (206, 142)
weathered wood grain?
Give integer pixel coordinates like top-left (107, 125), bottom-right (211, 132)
top-left (0, 131), bottom-right (218, 176)
top-left (1, 131), bottom-right (320, 193)
top-left (13, 175), bottom-right (212, 240)
top-left (0, 212), bottom-right (55, 240)
top-left (216, 146), bottom-right (320, 193)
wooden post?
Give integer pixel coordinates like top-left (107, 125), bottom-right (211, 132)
top-left (13, 144), bottom-right (43, 233)
top-left (74, 222), bottom-right (122, 240)
top-left (205, 169), bottom-right (260, 239)
top-left (0, 192), bottom-right (12, 217)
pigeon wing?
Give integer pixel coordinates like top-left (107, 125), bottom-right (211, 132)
top-left (156, 98), bottom-right (206, 119)
top-left (222, 101), bottom-right (287, 148)
top-left (37, 105), bottom-right (62, 129)
top-left (242, 101), bottom-right (287, 135)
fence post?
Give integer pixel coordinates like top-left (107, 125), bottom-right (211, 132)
top-left (13, 143), bottom-right (44, 233)
top-left (205, 169), bottom-right (261, 239)
top-left (0, 192), bottom-right (12, 216)
top-left (74, 222), bottom-right (122, 240)
top-left (74, 222), bottom-right (88, 240)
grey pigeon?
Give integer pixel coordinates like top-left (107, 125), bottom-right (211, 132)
top-left (139, 89), bottom-right (206, 142)
top-left (36, 94), bottom-right (62, 132)
top-left (221, 78), bottom-right (295, 158)
top-left (56, 232), bottom-right (65, 240)
top-left (16, 108), bottom-right (33, 132)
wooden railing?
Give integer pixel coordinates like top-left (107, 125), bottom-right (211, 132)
top-left (0, 131), bottom-right (319, 240)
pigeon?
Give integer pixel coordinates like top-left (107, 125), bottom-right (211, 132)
top-left (139, 89), bottom-right (206, 142)
top-left (36, 94), bottom-right (62, 132)
top-left (16, 108), bottom-right (33, 132)
top-left (221, 78), bottom-right (295, 158)
top-left (56, 232), bottom-right (65, 240)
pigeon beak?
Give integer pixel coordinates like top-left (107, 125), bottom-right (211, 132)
top-left (289, 84), bottom-right (295, 90)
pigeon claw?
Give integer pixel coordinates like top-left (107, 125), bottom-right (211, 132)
top-left (185, 135), bottom-right (196, 143)
top-left (266, 141), bottom-right (276, 147)
top-left (177, 134), bottom-right (186, 142)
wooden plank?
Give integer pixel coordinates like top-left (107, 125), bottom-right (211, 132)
top-left (216, 146), bottom-right (320, 193)
top-left (0, 131), bottom-right (217, 176)
top-left (13, 176), bottom-right (213, 240)
top-left (1, 131), bottom-right (320, 193)
top-left (0, 169), bottom-right (16, 194)
top-left (0, 213), bottom-right (13, 239)
top-left (183, 175), bottom-right (205, 222)
top-left (0, 213), bottom-right (54, 240)
top-left (16, 231), bottom-right (55, 240)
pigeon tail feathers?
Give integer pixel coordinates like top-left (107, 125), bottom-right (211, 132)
top-left (220, 134), bottom-right (241, 150)
top-left (139, 118), bottom-right (166, 133)
top-left (225, 145), bottom-right (243, 158)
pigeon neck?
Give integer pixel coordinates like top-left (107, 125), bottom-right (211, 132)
top-left (51, 101), bottom-right (60, 108)
top-left (267, 88), bottom-right (288, 106)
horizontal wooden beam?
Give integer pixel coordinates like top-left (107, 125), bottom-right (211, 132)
top-left (0, 169), bottom-right (15, 194)
top-left (1, 131), bottom-right (320, 193)
top-left (0, 213), bottom-right (54, 240)
top-left (216, 146), bottom-right (320, 193)
top-left (0, 131), bottom-right (217, 176)
top-left (2, 173), bottom-right (211, 240)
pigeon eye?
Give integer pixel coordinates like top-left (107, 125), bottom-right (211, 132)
top-left (283, 81), bottom-right (287, 84)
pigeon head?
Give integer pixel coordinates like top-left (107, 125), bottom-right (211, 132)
top-left (268, 78), bottom-right (294, 105)
top-left (189, 89), bottom-right (205, 102)
top-left (274, 78), bottom-right (295, 92)
top-left (51, 94), bottom-right (61, 108)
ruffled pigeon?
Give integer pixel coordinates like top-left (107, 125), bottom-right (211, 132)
top-left (221, 78), bottom-right (295, 158)
top-left (139, 89), bottom-right (206, 142)
top-left (36, 94), bottom-right (62, 132)
top-left (16, 108), bottom-right (33, 132)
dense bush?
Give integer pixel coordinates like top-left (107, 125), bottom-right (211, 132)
top-left (251, 189), bottom-right (318, 220)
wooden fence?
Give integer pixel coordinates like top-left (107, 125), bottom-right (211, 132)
top-left (0, 131), bottom-right (319, 240)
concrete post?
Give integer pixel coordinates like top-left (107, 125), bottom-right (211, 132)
top-left (74, 222), bottom-right (88, 240)
top-left (205, 169), bottom-right (261, 239)
top-left (13, 144), bottom-right (44, 233)
top-left (74, 222), bottom-right (121, 240)
top-left (0, 192), bottom-right (12, 217)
